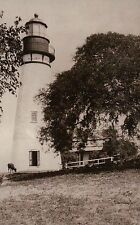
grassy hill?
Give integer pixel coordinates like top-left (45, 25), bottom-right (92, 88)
top-left (0, 169), bottom-right (140, 225)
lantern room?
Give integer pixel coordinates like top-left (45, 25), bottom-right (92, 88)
top-left (26, 13), bottom-right (48, 38)
top-left (23, 14), bottom-right (55, 64)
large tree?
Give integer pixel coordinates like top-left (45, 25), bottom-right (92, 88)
top-left (37, 32), bottom-right (140, 153)
top-left (0, 13), bottom-right (25, 112)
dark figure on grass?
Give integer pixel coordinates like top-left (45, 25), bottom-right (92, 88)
top-left (8, 163), bottom-right (17, 173)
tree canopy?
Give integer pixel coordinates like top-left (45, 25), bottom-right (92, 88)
top-left (0, 14), bottom-right (25, 112)
top-left (37, 32), bottom-right (140, 153)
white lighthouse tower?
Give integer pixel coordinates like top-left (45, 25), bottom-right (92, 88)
top-left (12, 14), bottom-right (62, 172)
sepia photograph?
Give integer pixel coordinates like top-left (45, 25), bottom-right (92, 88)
top-left (0, 0), bottom-right (140, 224)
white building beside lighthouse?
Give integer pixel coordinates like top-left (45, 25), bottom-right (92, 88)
top-left (11, 15), bottom-right (62, 172)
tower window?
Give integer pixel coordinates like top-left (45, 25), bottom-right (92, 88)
top-left (32, 54), bottom-right (42, 62)
top-left (31, 111), bottom-right (38, 123)
top-left (29, 151), bottom-right (40, 166)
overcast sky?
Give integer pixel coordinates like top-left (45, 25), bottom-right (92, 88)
top-left (1, 0), bottom-right (140, 75)
top-left (0, 0), bottom-right (140, 122)
top-left (0, 0), bottom-right (140, 168)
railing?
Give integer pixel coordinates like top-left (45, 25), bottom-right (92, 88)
top-left (65, 156), bottom-right (115, 169)
top-left (49, 44), bottom-right (55, 56)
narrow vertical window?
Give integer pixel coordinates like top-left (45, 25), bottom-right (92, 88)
top-left (31, 111), bottom-right (38, 123)
top-left (29, 151), bottom-right (40, 166)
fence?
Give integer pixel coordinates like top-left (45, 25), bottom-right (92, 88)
top-left (65, 156), bottom-right (118, 169)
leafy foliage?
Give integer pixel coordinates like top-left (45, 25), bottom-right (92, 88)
top-left (0, 14), bottom-right (25, 111)
top-left (102, 127), bottom-right (138, 163)
top-left (37, 32), bottom-right (140, 153)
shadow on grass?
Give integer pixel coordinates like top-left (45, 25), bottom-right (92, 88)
top-left (5, 158), bottom-right (140, 182)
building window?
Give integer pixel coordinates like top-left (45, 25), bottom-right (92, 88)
top-left (31, 111), bottom-right (38, 123)
top-left (29, 151), bottom-right (40, 166)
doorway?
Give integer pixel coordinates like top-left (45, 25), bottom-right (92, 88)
top-left (29, 150), bottom-right (40, 166)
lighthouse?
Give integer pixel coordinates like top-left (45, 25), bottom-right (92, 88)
top-left (12, 14), bottom-right (62, 172)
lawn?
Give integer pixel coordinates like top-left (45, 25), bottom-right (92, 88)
top-left (0, 169), bottom-right (140, 225)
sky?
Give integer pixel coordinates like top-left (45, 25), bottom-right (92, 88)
top-left (0, 0), bottom-right (140, 74)
top-left (0, 0), bottom-right (140, 170)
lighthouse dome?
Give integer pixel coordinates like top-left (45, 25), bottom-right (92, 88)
top-left (26, 14), bottom-right (48, 29)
